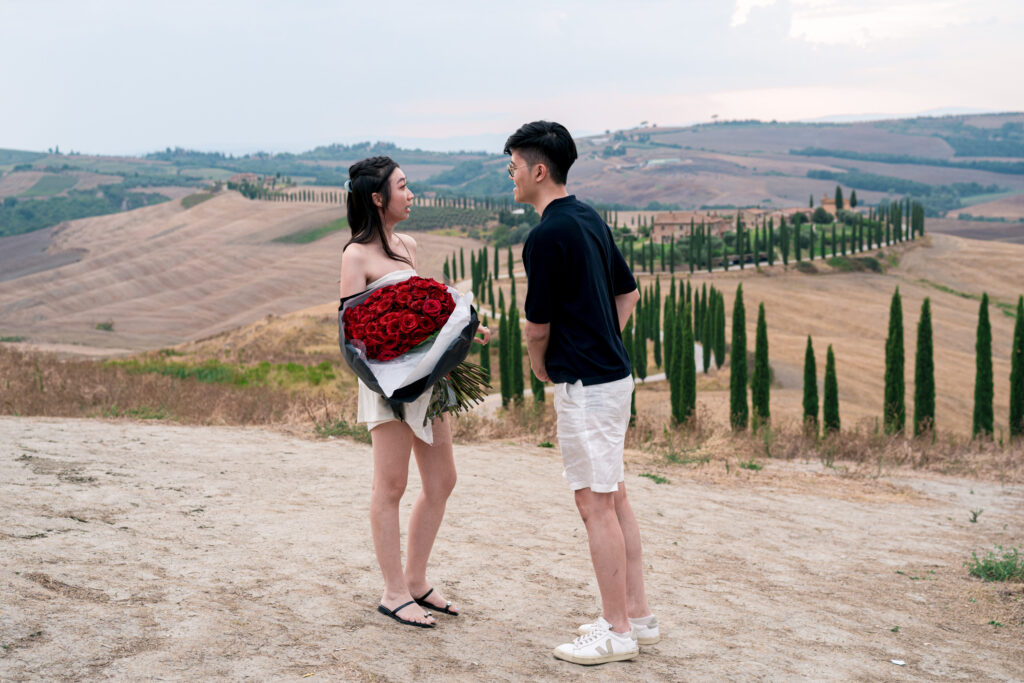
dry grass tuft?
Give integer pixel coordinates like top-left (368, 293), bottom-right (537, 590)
top-left (622, 408), bottom-right (1024, 484)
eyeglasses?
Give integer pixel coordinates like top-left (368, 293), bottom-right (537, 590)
top-left (507, 160), bottom-right (524, 178)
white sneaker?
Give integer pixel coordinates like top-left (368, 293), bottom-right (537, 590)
top-left (553, 624), bottom-right (638, 665)
top-left (579, 615), bottom-right (661, 645)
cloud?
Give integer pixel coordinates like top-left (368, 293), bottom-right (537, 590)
top-left (731, 0), bottom-right (777, 27)
top-left (732, 0), bottom-right (1017, 46)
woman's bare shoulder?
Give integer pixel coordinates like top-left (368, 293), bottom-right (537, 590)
top-left (395, 232), bottom-right (417, 250)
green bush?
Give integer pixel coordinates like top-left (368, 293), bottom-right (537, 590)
top-left (181, 191), bottom-right (215, 209)
top-left (274, 217), bottom-right (348, 244)
top-left (966, 545), bottom-right (1024, 582)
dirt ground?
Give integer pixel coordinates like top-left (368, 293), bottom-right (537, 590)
top-left (1, 417), bottom-right (1021, 681)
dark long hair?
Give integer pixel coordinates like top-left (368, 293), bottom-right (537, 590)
top-left (344, 156), bottom-right (412, 266)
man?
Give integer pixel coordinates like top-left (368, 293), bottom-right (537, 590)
top-left (505, 121), bottom-right (659, 666)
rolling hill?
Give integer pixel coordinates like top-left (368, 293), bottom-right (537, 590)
top-left (4, 113), bottom-right (1024, 241)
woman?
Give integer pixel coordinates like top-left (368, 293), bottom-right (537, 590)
top-left (339, 156), bottom-right (489, 628)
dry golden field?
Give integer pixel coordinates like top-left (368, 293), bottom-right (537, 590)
top-left (0, 191), bottom-right (481, 351)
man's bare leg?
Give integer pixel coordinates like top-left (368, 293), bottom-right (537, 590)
top-left (574, 488), bottom-right (630, 634)
top-left (613, 483), bottom-right (652, 618)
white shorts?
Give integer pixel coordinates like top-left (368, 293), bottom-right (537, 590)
top-left (552, 375), bottom-right (634, 493)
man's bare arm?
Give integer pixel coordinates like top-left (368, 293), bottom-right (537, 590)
top-left (615, 288), bottom-right (641, 333)
top-left (524, 320), bottom-right (551, 382)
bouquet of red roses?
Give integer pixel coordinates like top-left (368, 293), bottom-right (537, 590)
top-left (338, 275), bottom-right (489, 422)
top-left (343, 276), bottom-right (456, 361)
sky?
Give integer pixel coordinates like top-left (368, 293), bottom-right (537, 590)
top-left (1, 0), bottom-right (1022, 156)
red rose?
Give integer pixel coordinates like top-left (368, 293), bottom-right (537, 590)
top-left (423, 299), bottom-right (442, 316)
top-left (399, 312), bottom-right (419, 333)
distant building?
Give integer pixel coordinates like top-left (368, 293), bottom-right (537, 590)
top-left (651, 211), bottom-right (732, 243)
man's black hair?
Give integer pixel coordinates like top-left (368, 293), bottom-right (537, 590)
top-left (503, 120), bottom-right (578, 186)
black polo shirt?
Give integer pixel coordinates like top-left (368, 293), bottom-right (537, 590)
top-left (522, 195), bottom-right (637, 385)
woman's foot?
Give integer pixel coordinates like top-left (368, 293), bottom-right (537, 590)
top-left (409, 584), bottom-right (459, 615)
top-left (380, 594), bottom-right (436, 626)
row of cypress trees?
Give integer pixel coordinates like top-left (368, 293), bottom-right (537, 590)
top-left (882, 288), bottom-right (1024, 438)
top-left (479, 259), bottom-right (1024, 442)
top-left (614, 201), bottom-right (924, 276)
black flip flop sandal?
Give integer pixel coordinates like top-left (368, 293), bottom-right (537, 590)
top-left (414, 588), bottom-right (459, 616)
top-left (377, 600), bottom-right (434, 628)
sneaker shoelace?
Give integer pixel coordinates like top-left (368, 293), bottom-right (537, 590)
top-left (573, 628), bottom-right (611, 648)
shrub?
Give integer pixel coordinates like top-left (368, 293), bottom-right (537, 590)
top-left (966, 546), bottom-right (1024, 582)
top-left (812, 207), bottom-right (834, 224)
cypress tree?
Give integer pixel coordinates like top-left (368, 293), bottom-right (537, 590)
top-left (884, 287), bottom-right (906, 434)
top-left (669, 235), bottom-right (676, 273)
top-left (780, 218), bottom-right (790, 266)
top-left (635, 300), bottom-right (648, 382)
top-left (706, 230), bottom-right (713, 273)
top-left (702, 296), bottom-right (713, 373)
top-left (670, 310), bottom-right (684, 423)
top-left (768, 218), bottom-right (775, 266)
top-left (823, 345), bottom-right (840, 434)
top-left (653, 279), bottom-right (662, 368)
top-left (488, 276), bottom-right (495, 311)
top-left (681, 302), bottom-right (696, 422)
top-left (494, 247), bottom-right (500, 279)
top-left (460, 248), bottom-right (465, 280)
top-left (835, 185), bottom-right (844, 211)
top-left (443, 259), bottom-right (451, 282)
top-left (730, 284), bottom-right (748, 431)
top-left (794, 222), bottom-right (801, 262)
top-left (850, 189), bottom-right (858, 208)
top-left (1010, 295), bottom-right (1024, 439)
top-left (913, 297), bottom-right (935, 436)
top-left (481, 246), bottom-right (489, 280)
top-left (498, 302), bottom-right (510, 407)
top-left (809, 193), bottom-right (814, 208)
top-left (831, 223), bottom-right (837, 257)
top-left (470, 251), bottom-right (478, 296)
top-left (751, 302), bottom-right (770, 426)
top-left (714, 291), bottom-right (726, 370)
top-left (510, 301), bottom-right (524, 402)
top-left (479, 316), bottom-right (492, 380)
top-left (507, 246), bottom-right (514, 280)
top-left (973, 292), bottom-right (994, 438)
top-left (803, 336), bottom-right (818, 435)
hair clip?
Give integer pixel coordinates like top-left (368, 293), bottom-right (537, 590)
top-left (344, 179), bottom-right (353, 192)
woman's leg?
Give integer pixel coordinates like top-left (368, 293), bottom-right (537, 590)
top-left (405, 415), bottom-right (458, 611)
top-left (370, 420), bottom-right (434, 625)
